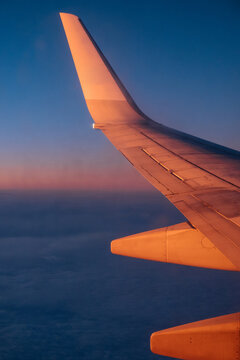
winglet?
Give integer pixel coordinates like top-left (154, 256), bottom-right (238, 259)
top-left (59, 12), bottom-right (145, 125)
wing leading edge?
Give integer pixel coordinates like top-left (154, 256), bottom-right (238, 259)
top-left (60, 13), bottom-right (240, 360)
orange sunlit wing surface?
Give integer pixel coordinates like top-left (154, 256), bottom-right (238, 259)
top-left (60, 13), bottom-right (240, 360)
top-left (111, 222), bottom-right (236, 271)
top-left (151, 312), bottom-right (240, 360)
top-left (60, 13), bottom-right (144, 125)
top-left (60, 12), bottom-right (240, 272)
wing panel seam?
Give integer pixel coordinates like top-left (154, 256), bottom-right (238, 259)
top-left (139, 129), bottom-right (240, 190)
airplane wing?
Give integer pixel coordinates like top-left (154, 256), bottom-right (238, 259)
top-left (60, 13), bottom-right (240, 359)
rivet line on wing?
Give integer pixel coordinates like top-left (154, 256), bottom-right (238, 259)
top-left (141, 148), bottom-right (185, 182)
top-left (140, 130), bottom-right (240, 190)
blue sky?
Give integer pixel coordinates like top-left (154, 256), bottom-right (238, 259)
top-left (0, 0), bottom-right (239, 188)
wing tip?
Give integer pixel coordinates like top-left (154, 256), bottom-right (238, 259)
top-left (59, 12), bottom-right (78, 21)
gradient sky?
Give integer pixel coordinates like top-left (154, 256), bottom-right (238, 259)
top-left (0, 0), bottom-right (240, 189)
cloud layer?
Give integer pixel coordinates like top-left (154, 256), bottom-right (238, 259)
top-left (0, 190), bottom-right (238, 359)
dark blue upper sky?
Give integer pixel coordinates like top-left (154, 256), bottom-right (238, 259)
top-left (0, 0), bottom-right (239, 189)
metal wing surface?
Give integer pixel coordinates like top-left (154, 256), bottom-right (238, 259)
top-left (60, 12), bottom-right (240, 360)
top-left (60, 12), bottom-right (240, 272)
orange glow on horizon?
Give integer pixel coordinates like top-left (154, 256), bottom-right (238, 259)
top-left (0, 165), bottom-right (153, 191)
